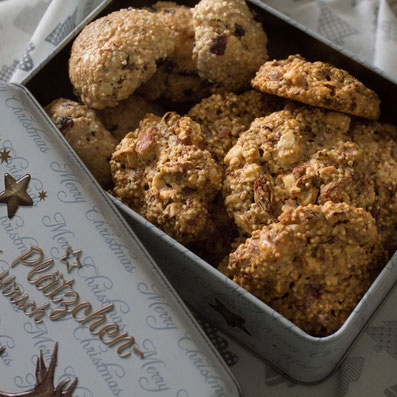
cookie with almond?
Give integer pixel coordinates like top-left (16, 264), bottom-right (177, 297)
top-left (110, 112), bottom-right (223, 244)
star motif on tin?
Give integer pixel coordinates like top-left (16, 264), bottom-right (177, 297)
top-left (210, 299), bottom-right (251, 335)
top-left (0, 149), bottom-right (11, 164)
top-left (38, 190), bottom-right (47, 201)
top-left (60, 245), bottom-right (82, 273)
top-left (0, 173), bottom-right (33, 218)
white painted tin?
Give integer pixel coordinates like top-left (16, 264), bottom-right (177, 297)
top-left (0, 81), bottom-right (242, 396)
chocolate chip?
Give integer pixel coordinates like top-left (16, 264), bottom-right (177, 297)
top-left (90, 131), bottom-right (96, 137)
top-left (233, 24), bottom-right (246, 38)
top-left (210, 34), bottom-right (227, 56)
top-left (58, 117), bottom-right (73, 131)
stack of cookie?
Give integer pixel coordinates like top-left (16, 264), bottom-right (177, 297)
top-left (45, 0), bottom-right (396, 337)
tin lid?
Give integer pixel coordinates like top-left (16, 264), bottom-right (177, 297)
top-left (0, 81), bottom-right (241, 397)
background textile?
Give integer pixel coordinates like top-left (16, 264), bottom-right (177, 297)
top-left (0, 1), bottom-right (396, 396)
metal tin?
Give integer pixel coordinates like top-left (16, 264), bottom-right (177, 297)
top-left (0, 81), bottom-right (241, 396)
top-left (22, 0), bottom-right (397, 384)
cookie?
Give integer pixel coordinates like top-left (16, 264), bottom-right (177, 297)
top-left (45, 98), bottom-right (117, 188)
top-left (110, 112), bottom-right (223, 244)
top-left (223, 104), bottom-right (376, 235)
top-left (192, 0), bottom-right (268, 91)
top-left (350, 121), bottom-right (397, 254)
top-left (139, 2), bottom-right (209, 102)
top-left (220, 202), bottom-right (385, 336)
top-left (252, 54), bottom-right (380, 120)
top-left (69, 8), bottom-right (175, 109)
top-left (96, 94), bottom-right (164, 142)
top-left (188, 90), bottom-right (282, 163)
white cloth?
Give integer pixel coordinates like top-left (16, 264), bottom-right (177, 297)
top-left (264, 0), bottom-right (397, 82)
top-left (0, 1), bottom-right (396, 397)
top-left (0, 0), bottom-right (105, 84)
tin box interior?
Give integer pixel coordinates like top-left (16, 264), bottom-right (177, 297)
top-left (24, 0), bottom-right (397, 383)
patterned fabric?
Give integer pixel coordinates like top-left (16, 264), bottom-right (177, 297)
top-left (0, 0), bottom-right (106, 84)
top-left (264, 0), bottom-right (397, 81)
top-left (0, 1), bottom-right (396, 397)
top-left (45, 8), bottom-right (78, 46)
top-left (0, 60), bottom-right (18, 82)
top-left (318, 4), bottom-right (359, 45)
top-left (367, 321), bottom-right (397, 358)
top-left (339, 356), bottom-right (365, 396)
top-left (18, 42), bottom-right (35, 71)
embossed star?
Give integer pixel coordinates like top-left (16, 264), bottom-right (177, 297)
top-left (38, 190), bottom-right (47, 201)
top-left (60, 246), bottom-right (82, 273)
top-left (0, 173), bottom-right (33, 218)
top-left (210, 299), bottom-right (251, 335)
top-left (0, 149), bottom-right (11, 164)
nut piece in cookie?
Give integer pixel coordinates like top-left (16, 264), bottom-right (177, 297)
top-left (252, 54), bottom-right (380, 120)
top-left (110, 112), bottom-right (223, 245)
top-left (69, 8), bottom-right (175, 109)
top-left (188, 90), bottom-right (283, 164)
top-left (223, 104), bottom-right (377, 235)
top-left (96, 94), bottom-right (164, 143)
top-left (192, 0), bottom-right (268, 91)
top-left (45, 98), bottom-right (117, 188)
top-left (140, 2), bottom-right (210, 103)
top-left (350, 121), bottom-right (397, 254)
top-left (220, 202), bottom-right (386, 336)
